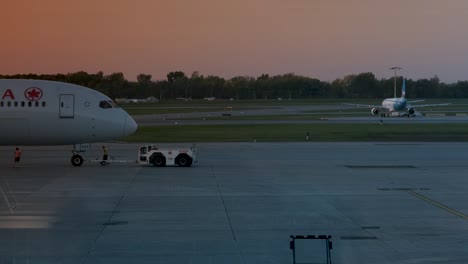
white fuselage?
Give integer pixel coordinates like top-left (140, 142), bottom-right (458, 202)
top-left (0, 79), bottom-right (137, 145)
top-left (382, 97), bottom-right (407, 112)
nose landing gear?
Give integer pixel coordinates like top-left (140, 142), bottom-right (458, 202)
top-left (71, 154), bottom-right (84, 166)
top-left (71, 144), bottom-right (89, 167)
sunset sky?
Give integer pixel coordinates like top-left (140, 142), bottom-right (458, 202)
top-left (2, 0), bottom-right (468, 82)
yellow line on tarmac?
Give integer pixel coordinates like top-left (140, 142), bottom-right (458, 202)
top-left (407, 190), bottom-right (468, 220)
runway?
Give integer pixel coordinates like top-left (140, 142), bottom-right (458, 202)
top-left (0, 142), bottom-right (467, 263)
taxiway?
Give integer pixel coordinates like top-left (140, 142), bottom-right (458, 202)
top-left (0, 142), bottom-right (467, 263)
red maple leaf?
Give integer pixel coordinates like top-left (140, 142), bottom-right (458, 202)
top-left (27, 89), bottom-right (41, 101)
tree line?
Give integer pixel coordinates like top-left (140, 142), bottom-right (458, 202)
top-left (1, 71), bottom-right (468, 100)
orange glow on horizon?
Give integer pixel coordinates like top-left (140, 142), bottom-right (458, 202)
top-left (2, 0), bottom-right (468, 82)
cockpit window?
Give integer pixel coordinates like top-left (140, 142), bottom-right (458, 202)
top-left (99, 100), bottom-right (113, 109)
top-left (109, 101), bottom-right (120, 108)
top-left (109, 100), bottom-right (120, 108)
top-left (99, 100), bottom-right (120, 109)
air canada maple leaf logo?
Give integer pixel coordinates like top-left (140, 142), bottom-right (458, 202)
top-left (24, 87), bottom-right (43, 101)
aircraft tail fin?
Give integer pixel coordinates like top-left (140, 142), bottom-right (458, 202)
top-left (401, 79), bottom-right (406, 98)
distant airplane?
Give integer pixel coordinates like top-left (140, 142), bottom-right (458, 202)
top-left (0, 79), bottom-right (138, 166)
top-left (344, 79), bottom-right (449, 117)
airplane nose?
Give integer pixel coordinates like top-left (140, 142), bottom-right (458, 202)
top-left (123, 114), bottom-right (138, 136)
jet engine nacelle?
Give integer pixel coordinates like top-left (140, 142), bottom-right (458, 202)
top-left (371, 108), bottom-right (379, 115)
top-left (407, 108), bottom-right (415, 115)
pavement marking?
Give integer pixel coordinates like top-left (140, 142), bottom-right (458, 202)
top-left (345, 165), bottom-right (416, 169)
top-left (340, 236), bottom-right (378, 240)
top-left (0, 216), bottom-right (55, 228)
top-left (0, 186), bottom-right (14, 214)
top-left (407, 190), bottom-right (468, 220)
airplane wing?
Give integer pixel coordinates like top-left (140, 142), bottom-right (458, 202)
top-left (411, 103), bottom-right (451, 108)
top-left (407, 100), bottom-right (425, 103)
top-left (343, 103), bottom-right (382, 108)
top-left (408, 102), bottom-right (450, 117)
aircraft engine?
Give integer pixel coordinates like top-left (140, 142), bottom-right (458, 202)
top-left (371, 108), bottom-right (379, 115)
top-left (407, 108), bottom-right (415, 115)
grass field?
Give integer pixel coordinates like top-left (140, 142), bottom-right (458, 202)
top-left (122, 124), bottom-right (468, 143)
top-left (122, 99), bottom-right (468, 142)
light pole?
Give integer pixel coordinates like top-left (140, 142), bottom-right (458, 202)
top-left (390, 66), bottom-right (402, 98)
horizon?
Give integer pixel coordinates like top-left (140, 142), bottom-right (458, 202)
top-left (0, 70), bottom-right (448, 84)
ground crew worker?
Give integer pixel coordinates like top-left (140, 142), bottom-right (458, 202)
top-left (14, 147), bottom-right (21, 168)
top-left (102, 146), bottom-right (108, 161)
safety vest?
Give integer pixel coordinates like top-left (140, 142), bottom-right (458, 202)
top-left (103, 148), bottom-right (108, 155)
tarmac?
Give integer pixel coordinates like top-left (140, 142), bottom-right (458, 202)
top-left (0, 142), bottom-right (467, 264)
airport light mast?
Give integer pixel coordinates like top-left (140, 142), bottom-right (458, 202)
top-left (390, 66), bottom-right (402, 98)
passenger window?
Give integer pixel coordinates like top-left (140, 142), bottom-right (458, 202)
top-left (14, 102), bottom-right (18, 107)
top-left (7, 102), bottom-right (11, 107)
top-left (42, 102), bottom-right (46, 107)
top-left (35, 101), bottom-right (39, 107)
top-left (28, 101), bottom-right (32, 107)
top-left (21, 102), bottom-right (25, 107)
top-left (99, 101), bottom-right (113, 109)
top-left (0, 101), bottom-right (3, 107)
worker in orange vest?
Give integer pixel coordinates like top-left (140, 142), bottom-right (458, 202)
top-left (14, 147), bottom-right (21, 168)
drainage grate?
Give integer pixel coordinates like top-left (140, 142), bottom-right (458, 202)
top-left (374, 143), bottom-right (422, 146)
top-left (377, 188), bottom-right (431, 191)
top-left (103, 221), bottom-right (128, 226)
top-left (361, 226), bottom-right (380, 230)
top-left (345, 165), bottom-right (416, 169)
top-left (340, 236), bottom-right (378, 240)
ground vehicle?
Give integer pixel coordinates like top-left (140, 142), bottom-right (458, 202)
top-left (138, 144), bottom-right (197, 167)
